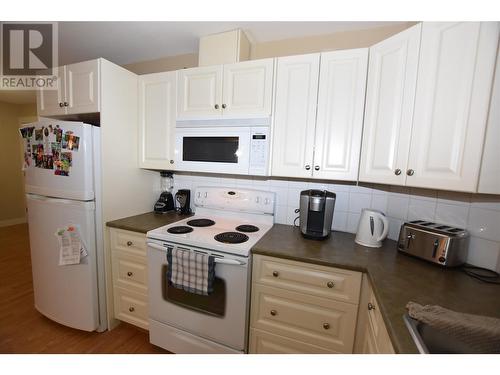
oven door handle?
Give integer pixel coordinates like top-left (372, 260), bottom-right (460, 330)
top-left (147, 242), bottom-right (246, 265)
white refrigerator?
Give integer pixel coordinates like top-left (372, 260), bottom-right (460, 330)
top-left (20, 119), bottom-right (105, 332)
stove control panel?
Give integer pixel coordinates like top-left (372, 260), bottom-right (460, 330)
top-left (194, 187), bottom-right (275, 215)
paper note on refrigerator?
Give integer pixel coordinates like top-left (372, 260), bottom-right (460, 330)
top-left (55, 226), bottom-right (87, 265)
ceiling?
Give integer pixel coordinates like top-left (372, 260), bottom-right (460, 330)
top-left (1, 21), bottom-right (404, 104)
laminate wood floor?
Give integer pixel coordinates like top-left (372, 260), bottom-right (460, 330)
top-left (0, 224), bottom-right (166, 354)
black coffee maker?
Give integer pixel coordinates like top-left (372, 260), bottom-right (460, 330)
top-left (175, 189), bottom-right (192, 215)
top-left (154, 172), bottom-right (175, 214)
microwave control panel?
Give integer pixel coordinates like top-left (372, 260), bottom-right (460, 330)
top-left (249, 127), bottom-right (270, 176)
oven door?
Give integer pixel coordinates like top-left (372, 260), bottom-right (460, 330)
top-left (174, 127), bottom-right (250, 175)
top-left (147, 240), bottom-right (250, 351)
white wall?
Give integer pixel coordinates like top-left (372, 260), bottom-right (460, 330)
top-left (172, 172), bottom-right (500, 272)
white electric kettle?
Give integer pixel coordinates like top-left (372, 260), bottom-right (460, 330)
top-left (355, 209), bottom-right (389, 248)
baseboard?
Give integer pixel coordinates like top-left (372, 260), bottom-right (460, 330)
top-left (0, 217), bottom-right (27, 227)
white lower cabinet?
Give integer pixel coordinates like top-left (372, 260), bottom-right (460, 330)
top-left (249, 255), bottom-right (362, 354)
top-left (110, 228), bottom-right (149, 330)
top-left (271, 49), bottom-right (368, 180)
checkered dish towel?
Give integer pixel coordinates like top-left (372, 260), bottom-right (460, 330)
top-left (166, 247), bottom-right (215, 295)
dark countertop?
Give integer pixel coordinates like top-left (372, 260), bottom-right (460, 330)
top-left (106, 211), bottom-right (192, 234)
top-left (252, 224), bottom-right (500, 354)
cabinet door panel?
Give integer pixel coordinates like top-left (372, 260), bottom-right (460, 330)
top-left (271, 54), bottom-right (319, 178)
top-left (222, 58), bottom-right (274, 118)
top-left (66, 60), bottom-right (100, 114)
top-left (407, 22), bottom-right (499, 192)
top-left (359, 24), bottom-right (422, 185)
top-left (37, 66), bottom-right (66, 116)
top-left (138, 72), bottom-right (176, 169)
top-left (313, 48), bottom-right (368, 180)
top-left (177, 65), bottom-right (223, 119)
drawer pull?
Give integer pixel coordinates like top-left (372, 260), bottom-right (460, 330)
top-left (128, 307), bottom-right (135, 312)
top-left (270, 310), bottom-right (277, 316)
top-left (326, 281), bottom-right (335, 288)
top-left (368, 302), bottom-right (376, 311)
top-left (323, 323), bottom-right (330, 330)
top-left (127, 271), bottom-right (133, 277)
top-left (272, 271), bottom-right (279, 278)
top-left (126, 241), bottom-right (133, 246)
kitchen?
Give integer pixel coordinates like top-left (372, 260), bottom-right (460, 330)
top-left (1, 2), bottom-right (500, 373)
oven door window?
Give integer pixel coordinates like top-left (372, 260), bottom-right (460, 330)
top-left (183, 136), bottom-right (239, 163)
top-left (162, 265), bottom-right (226, 317)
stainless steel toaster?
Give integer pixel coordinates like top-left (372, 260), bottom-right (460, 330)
top-left (397, 220), bottom-right (469, 267)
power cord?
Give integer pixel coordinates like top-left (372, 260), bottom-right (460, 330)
top-left (461, 264), bottom-right (500, 284)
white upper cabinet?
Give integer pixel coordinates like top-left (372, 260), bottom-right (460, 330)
top-left (272, 54), bottom-right (319, 178)
top-left (65, 60), bottom-right (100, 115)
top-left (38, 66), bottom-right (66, 116)
top-left (222, 58), bottom-right (274, 118)
top-left (271, 50), bottom-right (368, 181)
top-left (177, 65), bottom-right (223, 119)
top-left (138, 71), bottom-right (177, 169)
top-left (358, 24), bottom-right (422, 185)
top-left (313, 48), bottom-right (368, 180)
top-left (37, 59), bottom-right (100, 116)
top-left (176, 59), bottom-right (274, 120)
top-left (406, 22), bottom-right (499, 192)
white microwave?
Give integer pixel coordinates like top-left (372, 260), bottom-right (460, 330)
top-left (174, 126), bottom-right (270, 176)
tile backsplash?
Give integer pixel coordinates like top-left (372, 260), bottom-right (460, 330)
top-left (171, 173), bottom-right (500, 272)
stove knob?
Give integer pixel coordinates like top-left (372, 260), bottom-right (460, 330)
top-left (264, 198), bottom-right (270, 205)
top-left (255, 197), bottom-right (260, 203)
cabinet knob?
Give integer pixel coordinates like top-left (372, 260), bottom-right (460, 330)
top-left (127, 271), bottom-right (133, 277)
top-left (406, 169), bottom-right (414, 176)
top-left (128, 307), bottom-right (135, 312)
top-left (327, 281), bottom-right (335, 288)
top-left (170, 160), bottom-right (174, 164)
top-left (126, 241), bottom-right (133, 246)
top-left (305, 165), bottom-right (311, 170)
top-left (214, 104), bottom-right (219, 109)
top-left (272, 271), bottom-right (279, 278)
top-left (64, 102), bottom-right (68, 107)
top-left (59, 102), bottom-right (64, 107)
top-left (323, 323), bottom-right (330, 330)
top-left (314, 165), bottom-right (320, 171)
top-left (270, 309), bottom-right (277, 316)
top-left (394, 168), bottom-right (402, 176)
top-left (368, 302), bottom-right (376, 311)
top-left (222, 104), bottom-right (227, 109)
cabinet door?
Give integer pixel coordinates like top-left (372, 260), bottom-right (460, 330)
top-left (177, 65), bottom-right (223, 119)
top-left (271, 54), bottom-right (319, 178)
top-left (358, 24), bottom-right (422, 185)
top-left (222, 58), bottom-right (274, 118)
top-left (65, 59), bottom-right (100, 114)
top-left (407, 22), bottom-right (499, 192)
top-left (37, 66), bottom-right (66, 116)
top-left (138, 72), bottom-right (176, 169)
top-left (313, 48), bottom-right (368, 180)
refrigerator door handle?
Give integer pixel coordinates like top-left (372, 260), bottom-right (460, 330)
top-left (26, 194), bottom-right (95, 210)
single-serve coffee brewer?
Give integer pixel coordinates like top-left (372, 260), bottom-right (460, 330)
top-left (299, 190), bottom-right (336, 240)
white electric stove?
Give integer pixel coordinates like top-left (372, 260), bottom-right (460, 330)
top-left (146, 186), bottom-right (275, 354)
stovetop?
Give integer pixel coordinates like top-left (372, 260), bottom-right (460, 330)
top-left (146, 214), bottom-right (273, 257)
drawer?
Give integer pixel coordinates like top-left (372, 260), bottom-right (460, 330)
top-left (253, 255), bottom-right (362, 304)
top-left (114, 287), bottom-right (149, 330)
top-left (250, 284), bottom-right (358, 353)
top-left (112, 253), bottom-right (148, 294)
top-left (110, 228), bottom-right (147, 258)
top-left (249, 328), bottom-right (334, 354)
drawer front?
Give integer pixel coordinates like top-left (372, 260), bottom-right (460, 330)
top-left (114, 287), bottom-right (149, 330)
top-left (249, 328), bottom-right (334, 354)
top-left (253, 255), bottom-right (362, 304)
top-left (250, 284), bottom-right (358, 353)
top-left (110, 229), bottom-right (147, 257)
top-left (112, 253), bottom-right (148, 294)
